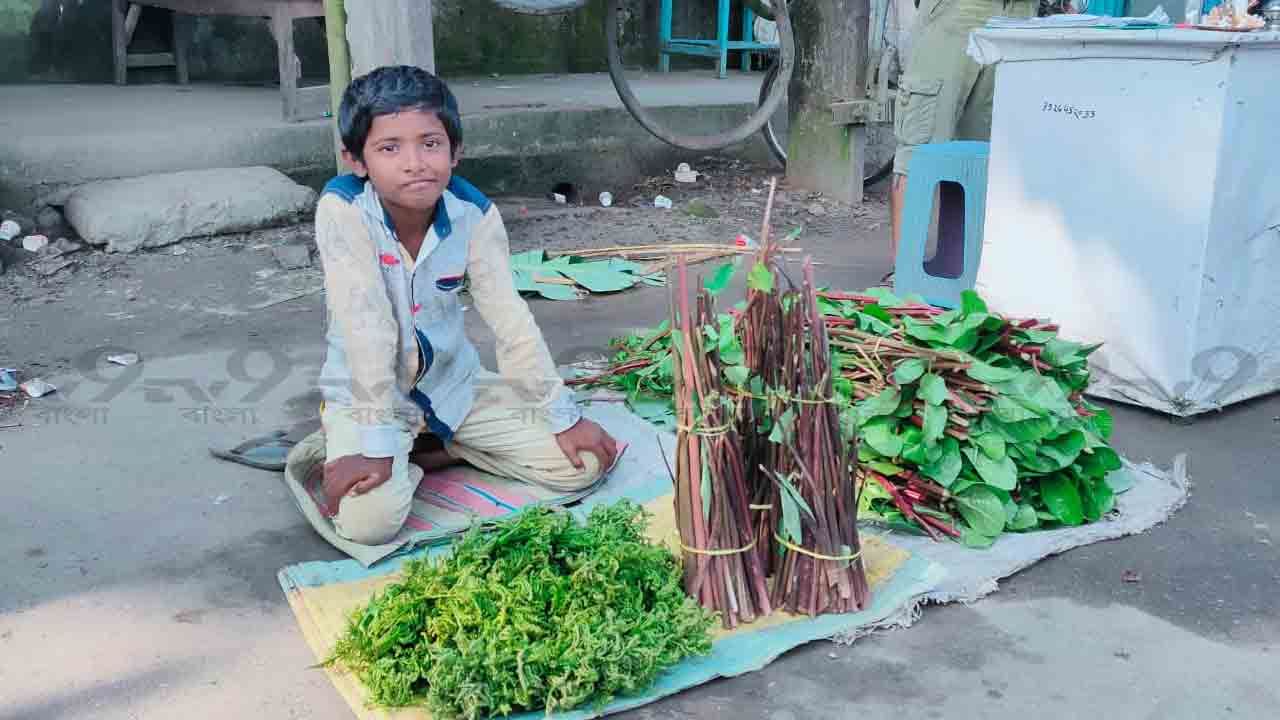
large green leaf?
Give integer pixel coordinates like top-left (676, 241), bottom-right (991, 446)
top-left (933, 309), bottom-right (961, 327)
top-left (1039, 474), bottom-right (1084, 525)
top-left (959, 311), bottom-right (990, 333)
top-left (509, 249), bottom-right (547, 268)
top-left (856, 308), bottom-right (897, 335)
top-left (894, 358), bottom-right (927, 385)
top-left (861, 287), bottom-right (905, 308)
top-left (960, 525), bottom-right (998, 548)
top-left (1091, 409), bottom-right (1115, 440)
top-left (960, 290), bottom-right (988, 315)
top-left (717, 338), bottom-right (744, 366)
top-left (989, 416), bottom-right (1057, 445)
top-left (1079, 476), bottom-right (1115, 522)
top-left (902, 316), bottom-right (945, 344)
top-left (1039, 430), bottom-right (1086, 471)
top-left (1017, 328), bottom-right (1058, 344)
top-left (778, 481), bottom-right (802, 544)
top-left (704, 262), bottom-right (736, 296)
top-left (973, 432), bottom-right (1006, 460)
top-left (920, 437), bottom-right (962, 487)
top-left (922, 403), bottom-right (948, 447)
top-left (858, 387), bottom-right (902, 421)
top-left (988, 486), bottom-right (1017, 523)
top-left (556, 262), bottom-right (640, 293)
top-left (512, 251), bottom-right (666, 299)
top-left (1018, 450), bottom-right (1061, 475)
top-left (628, 394), bottom-right (675, 430)
top-left (901, 440), bottom-right (929, 465)
top-left (962, 446), bottom-right (1018, 490)
top-left (939, 324), bottom-right (979, 352)
top-left (893, 386), bottom-right (918, 418)
top-left (723, 365), bottom-right (750, 386)
top-left (1002, 372), bottom-right (1077, 419)
top-left (747, 262), bottom-right (774, 292)
top-left (862, 417), bottom-right (905, 458)
top-left (992, 396), bottom-right (1040, 423)
top-left (954, 485), bottom-right (1006, 537)
top-left (1040, 338), bottom-right (1088, 368)
top-left (776, 473), bottom-right (814, 544)
top-left (700, 452), bottom-right (712, 522)
top-left (868, 461), bottom-right (905, 477)
top-left (918, 373), bottom-right (949, 405)
top-left (861, 303), bottom-right (894, 323)
top-left (1007, 504), bottom-right (1039, 531)
top-left (966, 360), bottom-right (1019, 385)
top-left (535, 283), bottom-right (582, 301)
top-left (768, 406), bottom-right (798, 445)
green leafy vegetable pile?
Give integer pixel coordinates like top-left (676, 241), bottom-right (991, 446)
top-left (820, 288), bottom-right (1126, 547)
top-left (569, 275), bottom-right (1129, 548)
top-left (328, 502), bottom-right (714, 719)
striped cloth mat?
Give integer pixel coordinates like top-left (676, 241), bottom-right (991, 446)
top-left (283, 430), bottom-right (615, 567)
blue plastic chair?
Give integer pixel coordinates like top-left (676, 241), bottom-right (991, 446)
top-left (893, 141), bottom-right (990, 309)
top-left (1082, 0), bottom-right (1127, 15)
top-left (659, 0), bottom-right (778, 78)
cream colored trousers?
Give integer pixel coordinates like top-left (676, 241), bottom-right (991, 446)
top-left (289, 370), bottom-right (601, 546)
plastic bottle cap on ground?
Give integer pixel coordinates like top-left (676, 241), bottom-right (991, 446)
top-left (674, 163), bottom-right (698, 183)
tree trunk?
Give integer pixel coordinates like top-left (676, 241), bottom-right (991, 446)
top-left (344, 0), bottom-right (436, 78)
top-left (785, 0), bottom-right (870, 205)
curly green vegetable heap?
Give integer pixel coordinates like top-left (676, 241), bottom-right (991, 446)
top-left (329, 502), bottom-right (714, 719)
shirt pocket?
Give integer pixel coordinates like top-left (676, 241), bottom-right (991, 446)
top-left (434, 274), bottom-right (465, 293)
top-left (894, 76), bottom-right (944, 147)
top-left (415, 268), bottom-right (466, 323)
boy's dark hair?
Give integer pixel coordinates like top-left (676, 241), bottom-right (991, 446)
top-left (338, 65), bottom-right (462, 161)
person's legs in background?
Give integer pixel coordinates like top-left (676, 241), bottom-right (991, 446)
top-left (888, 0), bottom-right (1025, 281)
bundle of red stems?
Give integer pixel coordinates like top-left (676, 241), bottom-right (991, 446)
top-left (736, 179), bottom-right (785, 576)
top-left (766, 261), bottom-right (870, 615)
top-left (670, 260), bottom-right (772, 629)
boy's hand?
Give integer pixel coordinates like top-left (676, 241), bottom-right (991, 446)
top-left (556, 419), bottom-right (618, 474)
top-left (322, 455), bottom-right (394, 517)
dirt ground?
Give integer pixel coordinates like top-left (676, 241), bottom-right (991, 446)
top-left (0, 157), bottom-right (882, 389)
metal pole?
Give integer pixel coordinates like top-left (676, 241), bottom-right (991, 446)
top-left (324, 0), bottom-right (350, 172)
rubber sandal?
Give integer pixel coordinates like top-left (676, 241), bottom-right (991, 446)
top-left (210, 430), bottom-right (296, 472)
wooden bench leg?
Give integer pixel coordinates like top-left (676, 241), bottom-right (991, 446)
top-left (715, 0), bottom-right (730, 79)
top-left (271, 10), bottom-right (301, 122)
top-left (659, 0), bottom-right (672, 73)
top-left (112, 0), bottom-right (128, 85)
top-left (173, 12), bottom-right (192, 84)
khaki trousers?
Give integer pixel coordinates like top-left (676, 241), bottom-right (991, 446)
top-left (290, 370), bottom-right (601, 546)
top-left (892, 0), bottom-right (1036, 175)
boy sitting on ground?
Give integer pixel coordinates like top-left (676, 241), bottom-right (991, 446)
top-left (287, 65), bottom-right (618, 546)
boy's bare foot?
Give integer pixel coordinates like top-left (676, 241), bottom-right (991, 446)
top-left (409, 448), bottom-right (460, 473)
top-left (409, 431), bottom-right (460, 473)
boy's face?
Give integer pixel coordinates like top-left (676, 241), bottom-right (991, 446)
top-left (344, 109), bottom-right (459, 216)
